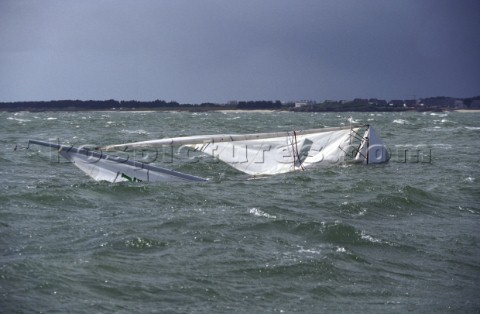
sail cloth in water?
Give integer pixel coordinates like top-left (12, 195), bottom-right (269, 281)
top-left (101, 125), bottom-right (389, 176)
top-left (186, 127), bottom-right (356, 175)
top-left (29, 125), bottom-right (388, 182)
top-left (28, 140), bottom-right (207, 183)
top-left (354, 127), bottom-right (390, 164)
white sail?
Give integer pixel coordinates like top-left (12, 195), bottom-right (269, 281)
top-left (29, 125), bottom-right (388, 181)
top-left (28, 140), bottom-right (207, 183)
top-left (184, 128), bottom-right (359, 175)
top-left (100, 126), bottom-right (360, 151)
top-left (101, 126), bottom-right (369, 176)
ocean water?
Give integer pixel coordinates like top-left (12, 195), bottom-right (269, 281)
top-left (1, 111), bottom-right (479, 313)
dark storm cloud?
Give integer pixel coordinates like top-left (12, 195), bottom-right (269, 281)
top-left (0, 0), bottom-right (479, 103)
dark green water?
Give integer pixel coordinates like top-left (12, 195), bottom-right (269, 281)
top-left (1, 111), bottom-right (479, 313)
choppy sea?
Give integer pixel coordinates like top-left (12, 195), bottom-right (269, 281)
top-left (1, 110), bottom-right (479, 313)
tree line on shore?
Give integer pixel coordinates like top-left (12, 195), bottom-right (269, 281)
top-left (0, 96), bottom-right (479, 112)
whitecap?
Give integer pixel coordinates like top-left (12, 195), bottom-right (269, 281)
top-left (422, 126), bottom-right (448, 132)
top-left (458, 206), bottom-right (476, 214)
top-left (7, 117), bottom-right (31, 123)
top-left (347, 117), bottom-right (360, 124)
top-left (120, 129), bottom-right (150, 135)
top-left (393, 119), bottom-right (409, 124)
top-left (249, 207), bottom-right (276, 219)
top-left (298, 248), bottom-right (322, 254)
top-left (360, 231), bottom-right (382, 243)
top-left (395, 143), bottom-right (451, 149)
top-left (431, 143), bottom-right (452, 149)
top-left (430, 112), bottom-right (448, 117)
top-left (356, 208), bottom-right (367, 217)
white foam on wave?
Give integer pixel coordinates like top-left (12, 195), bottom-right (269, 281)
top-left (298, 247), bottom-right (322, 254)
top-left (249, 207), bottom-right (276, 219)
top-left (355, 208), bottom-right (367, 217)
top-left (393, 119), bottom-right (409, 125)
top-left (297, 244), bottom-right (347, 255)
top-left (433, 119), bottom-right (454, 124)
top-left (458, 206), bottom-right (476, 214)
top-left (360, 231), bottom-right (382, 243)
top-left (430, 112), bottom-right (448, 117)
top-left (7, 117), bottom-right (31, 123)
top-left (394, 143), bottom-right (452, 149)
top-left (120, 129), bottom-right (150, 135)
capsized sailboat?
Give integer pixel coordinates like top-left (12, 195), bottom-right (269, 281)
top-left (28, 124), bottom-right (388, 183)
top-left (27, 140), bottom-right (207, 183)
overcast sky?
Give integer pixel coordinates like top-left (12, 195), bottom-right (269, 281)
top-left (1, 0), bottom-right (479, 103)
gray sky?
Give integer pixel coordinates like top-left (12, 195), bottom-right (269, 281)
top-left (1, 0), bottom-right (479, 103)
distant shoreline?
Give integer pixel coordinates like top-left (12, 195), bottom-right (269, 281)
top-left (2, 108), bottom-right (480, 113)
top-left (0, 108), bottom-right (451, 113)
top-left (1, 98), bottom-right (479, 113)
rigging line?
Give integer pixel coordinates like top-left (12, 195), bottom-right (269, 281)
top-left (351, 134), bottom-right (365, 142)
top-left (349, 119), bottom-right (353, 144)
top-left (351, 135), bottom-right (364, 156)
top-left (355, 136), bottom-right (369, 160)
top-left (288, 131), bottom-right (296, 171)
top-left (293, 131), bottom-right (305, 171)
top-left (366, 136), bottom-right (370, 164)
top-left (352, 128), bottom-right (369, 160)
top-left (350, 133), bottom-right (365, 144)
top-left (338, 145), bottom-right (349, 155)
top-left (353, 145), bottom-right (367, 160)
top-left (350, 142), bottom-right (364, 159)
top-left (349, 127), bottom-right (365, 141)
top-left (339, 137), bottom-right (364, 160)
